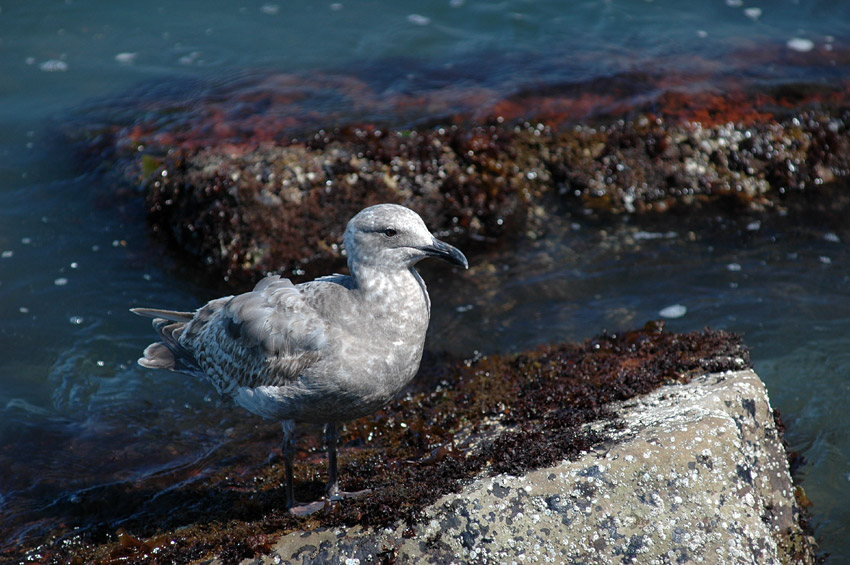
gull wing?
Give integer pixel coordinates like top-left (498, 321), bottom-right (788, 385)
top-left (149, 276), bottom-right (331, 395)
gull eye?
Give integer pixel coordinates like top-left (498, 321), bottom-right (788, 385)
top-left (382, 228), bottom-right (398, 237)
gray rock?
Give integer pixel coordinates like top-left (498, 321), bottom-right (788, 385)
top-left (231, 369), bottom-right (816, 565)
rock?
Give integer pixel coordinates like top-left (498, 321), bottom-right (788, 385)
top-left (137, 109), bottom-right (850, 288)
top-left (65, 70), bottom-right (850, 288)
top-left (237, 370), bottom-right (815, 564)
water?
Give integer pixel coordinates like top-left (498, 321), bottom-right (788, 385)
top-left (2, 0), bottom-right (849, 560)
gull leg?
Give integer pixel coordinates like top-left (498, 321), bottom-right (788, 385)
top-left (326, 421), bottom-right (341, 498)
top-left (281, 420), bottom-right (296, 509)
top-left (283, 419), bottom-right (330, 516)
top-left (325, 421), bottom-right (370, 501)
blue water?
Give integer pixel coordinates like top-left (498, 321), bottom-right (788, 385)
top-left (2, 0), bottom-right (849, 560)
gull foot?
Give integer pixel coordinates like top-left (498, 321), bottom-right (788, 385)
top-left (329, 487), bottom-right (372, 501)
top-left (288, 499), bottom-right (329, 516)
top-left (288, 488), bottom-right (372, 516)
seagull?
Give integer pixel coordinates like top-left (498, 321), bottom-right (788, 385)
top-left (132, 203), bottom-right (468, 513)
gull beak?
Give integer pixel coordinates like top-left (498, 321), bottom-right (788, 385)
top-left (423, 237), bottom-right (469, 269)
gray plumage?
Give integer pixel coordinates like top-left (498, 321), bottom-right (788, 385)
top-left (132, 203), bottom-right (468, 512)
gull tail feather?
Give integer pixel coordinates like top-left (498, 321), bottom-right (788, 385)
top-left (130, 307), bottom-right (194, 322)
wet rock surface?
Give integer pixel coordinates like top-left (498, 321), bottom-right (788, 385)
top-left (129, 107), bottom-right (850, 287)
top-left (140, 130), bottom-right (529, 287)
top-left (15, 325), bottom-right (810, 564)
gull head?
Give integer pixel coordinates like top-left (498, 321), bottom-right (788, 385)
top-left (344, 204), bottom-right (468, 273)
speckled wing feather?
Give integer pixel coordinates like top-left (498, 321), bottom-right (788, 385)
top-left (175, 275), bottom-right (332, 396)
